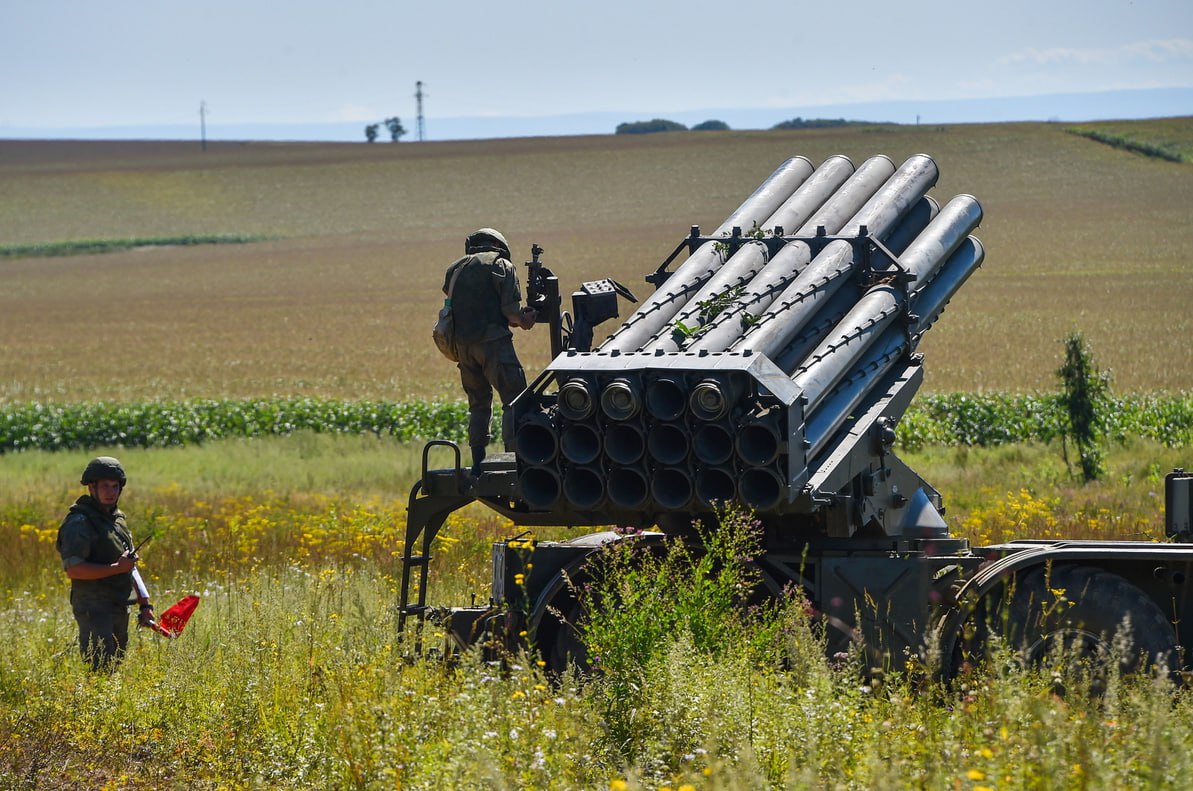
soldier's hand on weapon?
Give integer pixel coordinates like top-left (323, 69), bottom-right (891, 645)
top-left (518, 307), bottom-right (537, 330)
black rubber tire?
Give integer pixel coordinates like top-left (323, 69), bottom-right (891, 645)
top-left (997, 564), bottom-right (1179, 680)
top-left (538, 595), bottom-right (589, 676)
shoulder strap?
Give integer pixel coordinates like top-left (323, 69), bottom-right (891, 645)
top-left (445, 257), bottom-right (469, 303)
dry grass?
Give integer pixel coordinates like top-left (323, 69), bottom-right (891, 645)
top-left (1, 121), bottom-right (1190, 402)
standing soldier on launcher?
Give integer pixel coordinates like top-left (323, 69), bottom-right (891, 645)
top-left (55, 456), bottom-right (155, 670)
top-left (443, 228), bottom-right (536, 474)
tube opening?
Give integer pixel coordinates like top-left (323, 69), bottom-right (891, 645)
top-left (652, 467), bottom-right (693, 510)
top-left (647, 422), bottom-right (689, 466)
top-left (519, 466), bottom-right (561, 509)
top-left (560, 422), bottom-right (601, 465)
top-left (564, 466), bottom-right (605, 510)
top-left (646, 378), bottom-right (686, 421)
top-left (605, 422), bottom-right (645, 465)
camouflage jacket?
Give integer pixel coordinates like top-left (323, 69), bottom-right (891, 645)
top-left (56, 495), bottom-right (135, 607)
top-left (443, 251), bottom-right (523, 345)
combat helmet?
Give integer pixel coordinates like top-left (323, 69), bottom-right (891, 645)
top-left (465, 228), bottom-right (511, 258)
top-left (81, 456), bottom-right (127, 486)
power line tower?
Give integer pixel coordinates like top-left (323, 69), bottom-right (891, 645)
top-left (199, 100), bottom-right (208, 151)
top-left (415, 81), bottom-right (426, 142)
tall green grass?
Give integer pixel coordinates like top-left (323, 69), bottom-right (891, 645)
top-left (7, 496), bottom-right (1193, 788)
top-left (4, 394), bottom-right (1190, 455)
top-left (0, 398), bottom-right (474, 452)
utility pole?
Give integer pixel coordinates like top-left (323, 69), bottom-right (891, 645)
top-left (200, 100), bottom-right (208, 151)
top-left (415, 81), bottom-right (425, 142)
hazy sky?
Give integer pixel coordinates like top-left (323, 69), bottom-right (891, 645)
top-left (3, 0), bottom-right (1191, 130)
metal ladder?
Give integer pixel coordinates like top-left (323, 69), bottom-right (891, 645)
top-left (397, 440), bottom-right (475, 652)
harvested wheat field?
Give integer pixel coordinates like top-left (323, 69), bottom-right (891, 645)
top-left (2, 120), bottom-right (1191, 403)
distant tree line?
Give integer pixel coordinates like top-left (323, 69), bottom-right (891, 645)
top-left (615, 117), bottom-right (874, 135)
top-left (770, 117), bottom-right (872, 130)
top-left (365, 117), bottom-right (407, 143)
top-left (615, 118), bottom-right (730, 135)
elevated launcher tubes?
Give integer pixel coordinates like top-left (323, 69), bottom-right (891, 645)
top-left (401, 155), bottom-right (1193, 678)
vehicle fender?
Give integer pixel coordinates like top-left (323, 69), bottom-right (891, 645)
top-left (526, 530), bottom-right (666, 634)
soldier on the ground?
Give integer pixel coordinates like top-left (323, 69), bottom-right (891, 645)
top-left (56, 456), bottom-right (155, 670)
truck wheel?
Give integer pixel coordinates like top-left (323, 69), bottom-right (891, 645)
top-left (538, 596), bottom-right (589, 676)
top-left (996, 564), bottom-right (1179, 681)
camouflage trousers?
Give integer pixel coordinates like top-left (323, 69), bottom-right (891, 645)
top-left (72, 601), bottom-right (130, 672)
top-left (456, 336), bottom-right (527, 449)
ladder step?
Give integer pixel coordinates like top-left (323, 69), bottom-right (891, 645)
top-left (404, 555), bottom-right (430, 566)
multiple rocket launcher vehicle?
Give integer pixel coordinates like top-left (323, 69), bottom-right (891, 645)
top-left (402, 153), bottom-right (1193, 676)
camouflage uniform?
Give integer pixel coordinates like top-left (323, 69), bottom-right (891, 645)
top-left (443, 234), bottom-right (529, 462)
top-left (56, 494), bottom-right (136, 670)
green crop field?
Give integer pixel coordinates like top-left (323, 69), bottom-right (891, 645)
top-left (3, 122), bottom-right (1193, 788)
top-left (2, 119), bottom-right (1191, 403)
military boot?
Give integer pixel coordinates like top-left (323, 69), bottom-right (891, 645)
top-left (470, 446), bottom-right (486, 477)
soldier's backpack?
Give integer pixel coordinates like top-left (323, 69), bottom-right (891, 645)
top-left (433, 263), bottom-right (465, 362)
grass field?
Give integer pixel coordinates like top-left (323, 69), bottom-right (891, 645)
top-left (1, 434), bottom-right (1191, 788)
top-left (2, 119), bottom-right (1191, 402)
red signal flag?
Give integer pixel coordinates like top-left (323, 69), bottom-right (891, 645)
top-left (154, 595), bottom-right (200, 638)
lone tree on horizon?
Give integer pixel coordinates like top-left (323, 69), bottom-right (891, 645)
top-left (384, 117), bottom-right (406, 142)
top-left (365, 123), bottom-right (379, 143)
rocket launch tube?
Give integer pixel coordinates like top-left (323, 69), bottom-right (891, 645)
top-left (652, 467), bottom-right (694, 510)
top-left (736, 410), bottom-right (783, 466)
top-left (764, 155), bottom-right (857, 236)
top-left (804, 327), bottom-right (910, 461)
top-left (645, 377), bottom-right (687, 421)
top-left (790, 192), bottom-right (982, 412)
top-left (770, 286), bottom-right (861, 375)
top-left (557, 378), bottom-right (596, 421)
top-left (564, 465), bottom-right (605, 510)
top-left (601, 157), bottom-right (816, 352)
top-left (791, 285), bottom-right (906, 414)
top-left (895, 194), bottom-right (983, 291)
top-left (515, 413), bottom-right (558, 466)
top-left (642, 155), bottom-right (857, 354)
top-left (520, 466), bottom-right (561, 510)
top-left (802, 231), bottom-right (986, 461)
top-left (648, 421), bottom-right (690, 466)
top-left (642, 241), bottom-right (770, 353)
top-left (730, 155), bottom-right (940, 360)
top-left (608, 466), bottom-right (651, 509)
top-left (560, 421), bottom-right (602, 465)
top-left (605, 422), bottom-right (646, 465)
top-left (601, 378), bottom-right (641, 421)
top-left (713, 156), bottom-right (818, 238)
top-left (911, 236), bottom-right (986, 337)
top-left (767, 194), bottom-right (938, 373)
top-left (739, 466), bottom-right (785, 511)
top-left (597, 243), bottom-right (722, 353)
top-left (873, 196), bottom-right (939, 269)
top-left (696, 465), bottom-right (737, 508)
top-left (688, 376), bottom-right (743, 422)
top-left (693, 420), bottom-right (735, 465)
top-left (689, 155), bottom-right (900, 354)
